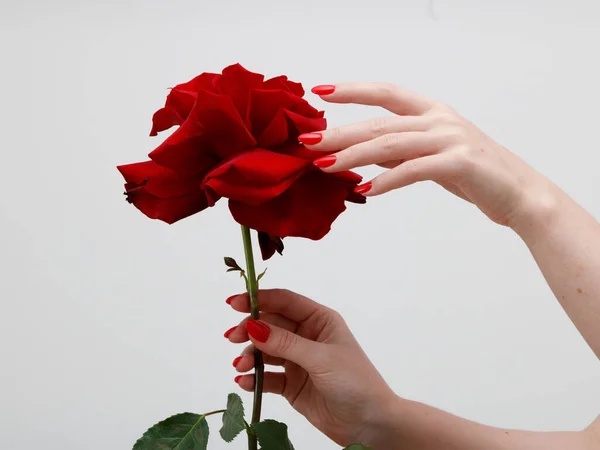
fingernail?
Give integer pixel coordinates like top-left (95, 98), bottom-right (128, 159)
top-left (232, 356), bottom-right (243, 367)
top-left (313, 155), bottom-right (336, 169)
top-left (226, 295), bottom-right (237, 305)
top-left (298, 132), bottom-right (322, 145)
top-left (246, 319), bottom-right (270, 343)
top-left (224, 326), bottom-right (237, 339)
top-left (354, 182), bottom-right (372, 194)
top-left (234, 375), bottom-right (242, 383)
top-left (312, 85), bottom-right (336, 95)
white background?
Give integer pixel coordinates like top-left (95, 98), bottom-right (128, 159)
top-left (1, 0), bottom-right (599, 448)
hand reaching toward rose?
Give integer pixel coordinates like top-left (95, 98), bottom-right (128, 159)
top-left (303, 82), bottom-right (551, 229)
top-left (303, 82), bottom-right (600, 361)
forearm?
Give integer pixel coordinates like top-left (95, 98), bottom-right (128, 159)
top-left (511, 177), bottom-right (600, 358)
top-left (363, 396), bottom-right (598, 450)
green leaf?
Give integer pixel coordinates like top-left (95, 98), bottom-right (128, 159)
top-left (219, 393), bottom-right (246, 443)
top-left (344, 445), bottom-right (373, 450)
top-left (257, 268), bottom-right (267, 283)
top-left (133, 412), bottom-right (209, 450)
top-left (224, 257), bottom-right (243, 272)
top-left (252, 420), bottom-right (294, 450)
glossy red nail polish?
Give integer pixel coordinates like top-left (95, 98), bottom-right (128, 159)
top-left (246, 319), bottom-right (270, 343)
top-left (313, 155), bottom-right (336, 168)
top-left (298, 132), bottom-right (322, 145)
top-left (232, 356), bottom-right (243, 367)
top-left (226, 295), bottom-right (237, 305)
top-left (224, 326), bottom-right (237, 339)
top-left (354, 182), bottom-right (372, 194)
top-left (234, 375), bottom-right (242, 383)
top-left (312, 85), bottom-right (336, 95)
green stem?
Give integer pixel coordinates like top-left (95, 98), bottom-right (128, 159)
top-left (241, 225), bottom-right (263, 450)
top-left (202, 409), bottom-right (226, 418)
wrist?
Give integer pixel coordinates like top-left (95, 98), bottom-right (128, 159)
top-left (357, 393), bottom-right (406, 450)
top-left (507, 176), bottom-right (564, 242)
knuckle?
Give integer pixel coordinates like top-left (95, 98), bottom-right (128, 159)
top-left (402, 159), bottom-right (423, 181)
top-left (434, 112), bottom-right (461, 126)
top-left (277, 331), bottom-right (297, 355)
top-left (367, 117), bottom-right (391, 136)
top-left (313, 307), bottom-right (338, 331)
top-left (326, 126), bottom-right (342, 142)
top-left (379, 133), bottom-right (400, 152)
top-left (431, 101), bottom-right (455, 114)
top-left (439, 125), bottom-right (469, 144)
top-left (453, 146), bottom-right (477, 171)
top-left (328, 309), bottom-right (346, 328)
top-left (269, 288), bottom-right (291, 298)
top-left (374, 82), bottom-right (398, 97)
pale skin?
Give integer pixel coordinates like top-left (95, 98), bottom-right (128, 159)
top-left (225, 83), bottom-right (600, 449)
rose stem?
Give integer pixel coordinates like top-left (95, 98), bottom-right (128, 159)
top-left (241, 225), bottom-right (264, 450)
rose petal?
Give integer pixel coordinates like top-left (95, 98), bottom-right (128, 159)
top-left (276, 142), bottom-right (325, 160)
top-left (285, 109), bottom-right (326, 136)
top-left (150, 73), bottom-right (220, 136)
top-left (346, 190), bottom-right (367, 204)
top-left (149, 120), bottom-right (213, 175)
top-left (215, 64), bottom-right (264, 123)
top-left (118, 160), bottom-right (208, 198)
top-left (257, 231), bottom-right (284, 260)
top-left (117, 161), bottom-right (210, 224)
top-left (331, 170), bottom-right (363, 185)
top-left (150, 90), bottom-right (255, 172)
top-left (203, 149), bottom-right (309, 206)
top-left (172, 72), bottom-right (220, 95)
top-left (124, 189), bottom-right (208, 224)
top-left (248, 89), bottom-right (321, 137)
top-left (150, 106), bottom-right (184, 136)
top-left (255, 109), bottom-right (289, 148)
top-left (193, 89), bottom-right (257, 159)
top-left (263, 75), bottom-right (305, 97)
top-left (257, 109), bottom-right (326, 148)
top-left (228, 171), bottom-right (351, 240)
top-left (329, 170), bottom-right (365, 203)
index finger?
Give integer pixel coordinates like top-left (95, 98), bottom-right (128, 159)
top-left (312, 82), bottom-right (434, 116)
top-left (227, 288), bottom-right (328, 323)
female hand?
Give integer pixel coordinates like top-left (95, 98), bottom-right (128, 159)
top-left (225, 290), bottom-right (600, 450)
top-left (225, 288), bottom-right (395, 447)
top-left (302, 83), bottom-right (552, 229)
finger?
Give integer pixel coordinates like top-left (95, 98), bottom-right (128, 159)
top-left (228, 289), bottom-right (329, 324)
top-left (299, 115), bottom-right (432, 152)
top-left (314, 131), bottom-right (444, 172)
top-left (246, 320), bottom-right (324, 370)
top-left (363, 152), bottom-right (456, 196)
top-left (235, 372), bottom-right (286, 395)
top-left (313, 82), bottom-right (435, 116)
top-left (234, 345), bottom-right (286, 372)
top-left (226, 312), bottom-right (297, 344)
top-left (378, 159), bottom-right (404, 169)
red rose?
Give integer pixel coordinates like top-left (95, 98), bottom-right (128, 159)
top-left (117, 64), bottom-right (365, 260)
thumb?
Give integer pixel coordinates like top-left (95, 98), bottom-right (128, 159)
top-left (246, 319), bottom-right (323, 370)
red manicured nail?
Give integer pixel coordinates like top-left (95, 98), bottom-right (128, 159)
top-left (226, 295), bottom-right (237, 305)
top-left (313, 155), bottom-right (336, 168)
top-left (246, 319), bottom-right (270, 343)
top-left (232, 356), bottom-right (243, 367)
top-left (312, 85), bottom-right (336, 95)
top-left (354, 182), bottom-right (372, 194)
top-left (298, 133), bottom-right (322, 145)
top-left (224, 326), bottom-right (237, 339)
top-left (234, 375), bottom-right (242, 383)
